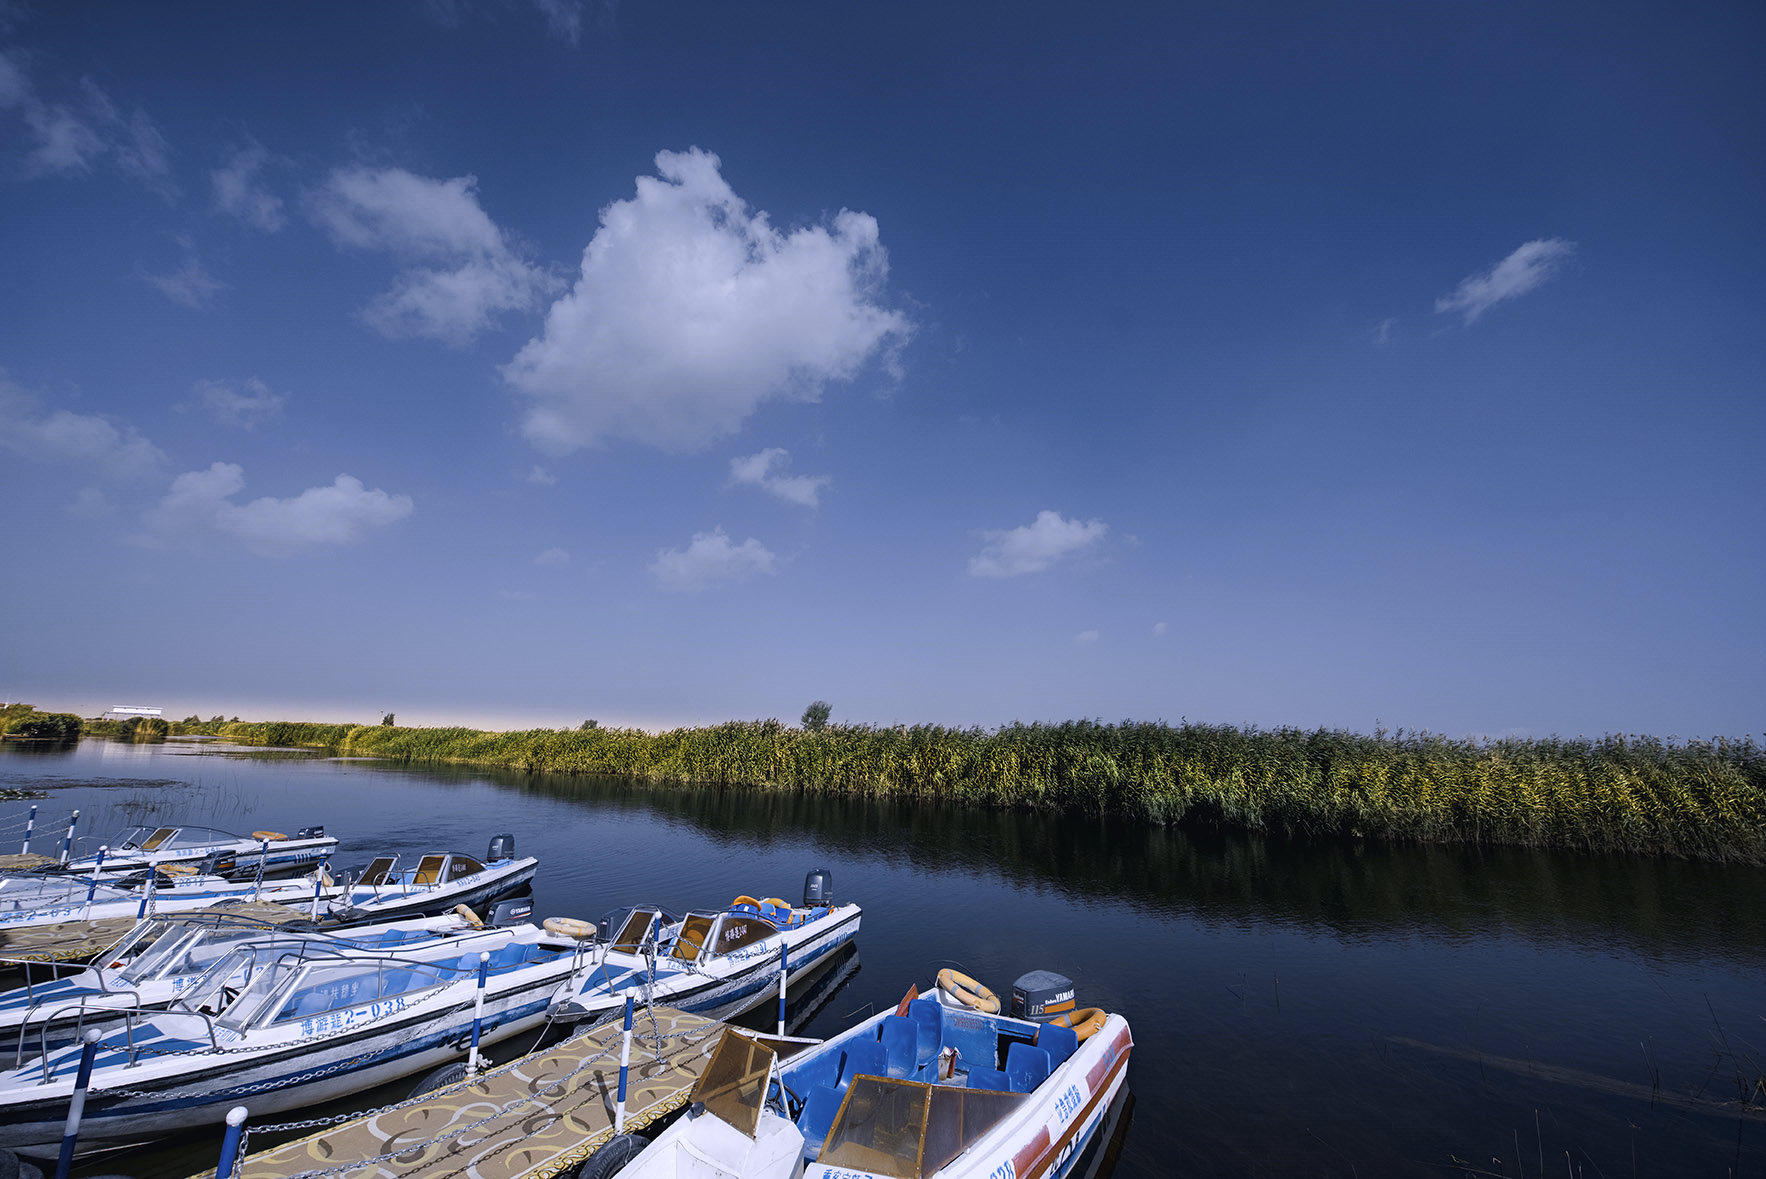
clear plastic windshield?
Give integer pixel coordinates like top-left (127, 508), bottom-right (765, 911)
top-left (119, 921), bottom-right (277, 984)
top-left (113, 826), bottom-right (153, 850)
top-left (0, 878), bottom-right (132, 911)
top-left (610, 908), bottom-right (659, 953)
top-left (820, 1076), bottom-right (1027, 1179)
top-left (689, 1029), bottom-right (777, 1138)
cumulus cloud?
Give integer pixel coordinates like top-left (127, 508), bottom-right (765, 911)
top-left (145, 463), bottom-right (413, 555)
top-left (1075, 629), bottom-right (1100, 644)
top-left (212, 142), bottom-right (285, 231)
top-left (968, 511), bottom-right (1108, 579)
top-left (0, 379), bottom-right (165, 479)
top-left (139, 244), bottom-right (225, 308)
top-left (0, 55), bottom-right (174, 195)
top-left (729, 447), bottom-right (830, 508)
top-left (178, 377), bottom-right (285, 428)
top-left (535, 547), bottom-right (570, 566)
top-left (505, 147), bottom-right (912, 453)
top-left (532, 0), bottom-right (583, 44)
top-left (311, 166), bottom-right (556, 345)
top-left (649, 527), bottom-right (775, 592)
top-left (1436, 238), bottom-right (1576, 325)
top-left (1153, 621), bottom-right (1169, 638)
top-left (526, 465), bottom-right (556, 486)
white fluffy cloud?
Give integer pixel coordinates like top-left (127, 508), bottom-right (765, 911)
top-left (1436, 238), bottom-right (1576, 325)
top-left (0, 380), bottom-right (165, 479)
top-left (505, 147), bottom-right (912, 453)
top-left (0, 55), bottom-right (174, 194)
top-left (968, 510), bottom-right (1108, 578)
top-left (145, 463), bottom-right (414, 555)
top-left (534, 547), bottom-right (570, 566)
top-left (1075, 629), bottom-right (1100, 644)
top-left (311, 166), bottom-right (555, 345)
top-left (212, 142), bottom-right (285, 231)
top-left (649, 527), bottom-right (775, 592)
top-left (179, 377), bottom-right (285, 428)
top-left (729, 447), bottom-right (830, 508)
top-left (139, 244), bottom-right (225, 309)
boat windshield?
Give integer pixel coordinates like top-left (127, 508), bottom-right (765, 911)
top-left (609, 908), bottom-right (660, 953)
top-left (705, 912), bottom-right (776, 958)
top-left (113, 827), bottom-right (154, 850)
top-left (445, 856), bottom-right (482, 882)
top-left (139, 828), bottom-right (179, 851)
top-left (119, 921), bottom-right (277, 984)
top-left (819, 1076), bottom-right (1027, 1179)
top-left (412, 855), bottom-right (446, 886)
top-left (358, 856), bottom-right (396, 888)
top-left (688, 1029), bottom-right (777, 1138)
top-left (206, 944), bottom-right (312, 1030)
top-left (670, 914), bottom-right (715, 962)
top-left (263, 958), bottom-right (455, 1026)
top-left (166, 826), bottom-right (233, 848)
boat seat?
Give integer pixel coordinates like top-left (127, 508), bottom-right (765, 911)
top-left (758, 901), bottom-right (791, 925)
top-left (837, 1039), bottom-right (888, 1093)
top-left (796, 1083), bottom-right (842, 1161)
top-left (966, 1066), bottom-right (1011, 1092)
top-left (879, 1015), bottom-right (917, 1078)
top-left (906, 998), bottom-right (943, 1066)
top-left (938, 1007), bottom-right (1000, 1073)
top-left (785, 1046), bottom-right (841, 1101)
top-left (1035, 1020), bottom-right (1079, 1069)
top-left (1004, 1042), bottom-right (1051, 1093)
top-left (486, 943), bottom-right (547, 971)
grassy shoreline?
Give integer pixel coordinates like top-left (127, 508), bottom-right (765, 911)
top-left (154, 717), bottom-right (1766, 865)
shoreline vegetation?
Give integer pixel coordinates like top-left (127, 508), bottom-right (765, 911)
top-left (4, 705), bottom-right (1762, 863)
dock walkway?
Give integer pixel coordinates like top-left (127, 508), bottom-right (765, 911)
top-left (229, 1006), bottom-right (727, 1179)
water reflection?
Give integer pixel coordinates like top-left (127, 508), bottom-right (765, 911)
top-left (497, 769), bottom-right (1766, 967)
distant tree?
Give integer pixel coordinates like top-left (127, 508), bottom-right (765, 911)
top-left (181, 715), bottom-right (200, 725)
top-left (228, 716), bottom-right (239, 723)
top-left (801, 700), bottom-right (832, 732)
top-left (579, 719), bottom-right (599, 730)
top-left (209, 715), bottom-right (224, 724)
top-left (381, 713), bottom-right (396, 726)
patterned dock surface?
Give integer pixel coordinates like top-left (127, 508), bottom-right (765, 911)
top-left (0, 901), bottom-right (308, 965)
top-left (231, 1006), bottom-right (728, 1179)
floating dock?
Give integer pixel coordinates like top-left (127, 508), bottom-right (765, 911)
top-left (0, 901), bottom-right (309, 966)
top-left (226, 1005), bottom-right (728, 1179)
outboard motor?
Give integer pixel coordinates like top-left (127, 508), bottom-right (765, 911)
top-left (1010, 970), bottom-right (1076, 1022)
top-left (487, 833), bottom-right (515, 862)
top-left (803, 868), bottom-right (833, 908)
top-left (296, 825), bottom-right (325, 839)
top-left (486, 897), bottom-right (533, 927)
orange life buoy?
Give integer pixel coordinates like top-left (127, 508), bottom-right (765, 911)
top-left (935, 968), bottom-right (1001, 1014)
top-left (251, 830), bottom-right (289, 842)
top-left (1045, 1007), bottom-right (1107, 1041)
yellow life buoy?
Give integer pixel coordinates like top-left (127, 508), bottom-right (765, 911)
top-left (1045, 1007), bottom-right (1107, 1041)
top-left (935, 968), bottom-right (1001, 1015)
top-left (730, 895), bottom-right (762, 910)
top-left (543, 916), bottom-right (597, 940)
top-left (453, 903), bottom-right (484, 929)
top-left (251, 830), bottom-right (289, 842)
top-left (156, 863), bottom-right (198, 878)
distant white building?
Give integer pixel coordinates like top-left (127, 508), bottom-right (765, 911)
top-left (105, 706), bottom-right (164, 720)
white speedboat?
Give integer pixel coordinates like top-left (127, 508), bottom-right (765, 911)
top-left (610, 970), bottom-right (1133, 1179)
top-left (326, 835), bottom-right (538, 922)
top-left (60, 824), bottom-right (336, 879)
top-left (0, 870), bottom-right (338, 931)
top-left (0, 909), bottom-right (480, 1061)
top-left (546, 872), bottom-right (861, 1030)
top-left (0, 910), bottom-right (589, 1156)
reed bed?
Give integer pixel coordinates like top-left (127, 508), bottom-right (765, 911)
top-left (158, 717), bottom-right (1766, 864)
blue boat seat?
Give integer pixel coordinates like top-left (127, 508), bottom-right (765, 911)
top-left (966, 1065), bottom-right (1010, 1092)
top-left (837, 1039), bottom-right (888, 1092)
top-left (939, 1007), bottom-right (999, 1073)
top-left (1004, 1042), bottom-right (1051, 1094)
top-left (879, 1015), bottom-right (917, 1078)
top-left (796, 1084), bottom-right (842, 1161)
top-left (1035, 1021), bottom-right (1078, 1069)
top-left (784, 1045), bottom-right (841, 1102)
top-left (906, 999), bottom-right (943, 1067)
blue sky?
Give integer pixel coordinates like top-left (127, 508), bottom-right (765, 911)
top-left (1, 1), bottom-right (1760, 737)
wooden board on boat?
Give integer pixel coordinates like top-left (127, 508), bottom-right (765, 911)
top-left (229, 1006), bottom-right (728, 1179)
top-left (0, 901), bottom-right (309, 965)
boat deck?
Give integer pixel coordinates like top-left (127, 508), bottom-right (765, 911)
top-left (0, 901), bottom-right (309, 965)
top-left (228, 1005), bottom-right (728, 1179)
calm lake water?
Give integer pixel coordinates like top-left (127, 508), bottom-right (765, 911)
top-left (2, 738), bottom-right (1763, 1178)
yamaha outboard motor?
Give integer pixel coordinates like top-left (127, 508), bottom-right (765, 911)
top-left (486, 897), bottom-right (533, 927)
top-left (803, 867), bottom-right (833, 908)
top-left (296, 826), bottom-right (325, 839)
top-left (487, 833), bottom-right (515, 862)
top-left (1010, 970), bottom-right (1076, 1022)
